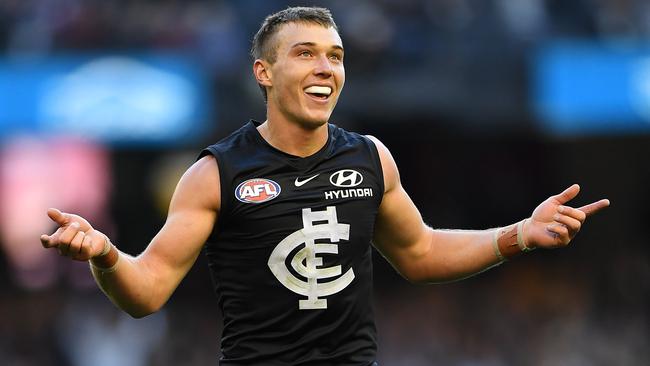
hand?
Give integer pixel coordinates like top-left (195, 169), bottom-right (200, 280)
top-left (40, 208), bottom-right (108, 261)
top-left (524, 184), bottom-right (610, 249)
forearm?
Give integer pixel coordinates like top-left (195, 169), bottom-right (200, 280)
top-left (409, 220), bottom-right (530, 283)
top-left (90, 241), bottom-right (160, 318)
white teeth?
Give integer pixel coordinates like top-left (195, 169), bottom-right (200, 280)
top-left (304, 86), bottom-right (332, 96)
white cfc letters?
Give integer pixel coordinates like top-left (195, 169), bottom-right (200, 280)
top-left (267, 206), bottom-right (355, 310)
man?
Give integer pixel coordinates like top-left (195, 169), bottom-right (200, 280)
top-left (40, 7), bottom-right (609, 365)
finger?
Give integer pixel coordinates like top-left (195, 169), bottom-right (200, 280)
top-left (47, 208), bottom-right (69, 226)
top-left (88, 235), bottom-right (105, 257)
top-left (578, 199), bottom-right (611, 217)
top-left (58, 222), bottom-right (81, 245)
top-left (558, 205), bottom-right (586, 223)
top-left (40, 234), bottom-right (54, 248)
top-left (547, 224), bottom-right (570, 245)
top-left (553, 184), bottom-right (580, 205)
top-left (553, 214), bottom-right (581, 235)
top-left (58, 241), bottom-right (70, 256)
top-left (79, 234), bottom-right (94, 259)
top-left (69, 231), bottom-right (85, 255)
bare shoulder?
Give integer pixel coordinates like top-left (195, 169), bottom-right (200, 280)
top-left (188, 155), bottom-right (220, 179)
top-left (365, 135), bottom-right (400, 193)
top-left (173, 155), bottom-right (221, 212)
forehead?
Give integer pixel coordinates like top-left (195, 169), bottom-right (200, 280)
top-left (273, 22), bottom-right (343, 52)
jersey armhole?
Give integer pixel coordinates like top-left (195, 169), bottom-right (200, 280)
top-left (364, 137), bottom-right (386, 200)
top-left (198, 146), bottom-right (230, 236)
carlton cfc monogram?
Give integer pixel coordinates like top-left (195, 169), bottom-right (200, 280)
top-left (267, 206), bottom-right (355, 310)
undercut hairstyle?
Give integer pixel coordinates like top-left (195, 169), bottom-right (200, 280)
top-left (251, 6), bottom-right (339, 101)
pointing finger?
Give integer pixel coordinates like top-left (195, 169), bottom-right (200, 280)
top-left (557, 205), bottom-right (586, 223)
top-left (553, 184), bottom-right (580, 205)
top-left (578, 199), bottom-right (610, 217)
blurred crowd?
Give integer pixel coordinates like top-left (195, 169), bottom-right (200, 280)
top-left (2, 0), bottom-right (650, 58)
top-left (0, 1), bottom-right (648, 365)
top-left (2, 0), bottom-right (650, 124)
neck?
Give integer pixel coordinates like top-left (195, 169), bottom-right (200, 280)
top-left (257, 114), bottom-right (329, 158)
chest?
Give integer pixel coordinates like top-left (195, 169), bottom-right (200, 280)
top-left (217, 151), bottom-right (383, 249)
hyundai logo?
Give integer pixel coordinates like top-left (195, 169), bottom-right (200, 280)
top-left (329, 169), bottom-right (363, 187)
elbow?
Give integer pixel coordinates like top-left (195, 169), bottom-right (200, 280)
top-left (398, 266), bottom-right (430, 285)
top-left (396, 261), bottom-right (454, 285)
top-left (128, 309), bottom-right (154, 319)
top-left (122, 301), bottom-right (162, 319)
top-left (402, 272), bottom-right (451, 285)
top-left (400, 269), bottom-right (421, 284)
top-left (126, 306), bottom-right (157, 319)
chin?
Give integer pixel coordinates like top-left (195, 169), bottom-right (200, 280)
top-left (294, 110), bottom-right (332, 129)
top-left (297, 117), bottom-right (328, 130)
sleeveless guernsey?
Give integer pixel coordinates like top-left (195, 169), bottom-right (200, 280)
top-left (199, 120), bottom-right (384, 365)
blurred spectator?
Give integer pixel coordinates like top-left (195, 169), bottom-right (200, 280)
top-left (0, 136), bottom-right (112, 289)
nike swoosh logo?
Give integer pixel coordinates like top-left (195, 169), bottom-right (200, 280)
top-left (294, 174), bottom-right (320, 187)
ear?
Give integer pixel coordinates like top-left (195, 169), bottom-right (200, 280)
top-left (253, 59), bottom-right (272, 88)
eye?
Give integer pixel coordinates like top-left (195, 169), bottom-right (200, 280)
top-left (299, 50), bottom-right (312, 57)
top-left (329, 54), bottom-right (342, 62)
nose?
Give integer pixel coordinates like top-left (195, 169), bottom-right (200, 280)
top-left (313, 54), bottom-right (333, 77)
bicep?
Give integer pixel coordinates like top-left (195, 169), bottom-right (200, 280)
top-left (367, 136), bottom-right (431, 278)
top-left (373, 183), bottom-right (431, 277)
top-left (138, 155), bottom-right (220, 289)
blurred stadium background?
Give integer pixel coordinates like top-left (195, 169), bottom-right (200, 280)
top-left (0, 0), bottom-right (648, 365)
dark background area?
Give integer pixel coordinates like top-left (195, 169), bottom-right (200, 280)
top-left (0, 0), bottom-right (648, 365)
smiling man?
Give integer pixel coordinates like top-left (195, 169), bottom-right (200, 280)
top-left (40, 7), bottom-right (610, 365)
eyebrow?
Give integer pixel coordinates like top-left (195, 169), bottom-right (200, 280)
top-left (290, 42), bottom-right (344, 52)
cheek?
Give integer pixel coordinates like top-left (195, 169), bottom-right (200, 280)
top-left (277, 75), bottom-right (302, 98)
top-left (336, 67), bottom-right (345, 88)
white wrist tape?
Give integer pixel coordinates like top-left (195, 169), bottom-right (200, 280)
top-left (516, 219), bottom-right (535, 252)
top-left (90, 236), bottom-right (119, 273)
top-left (98, 236), bottom-right (112, 257)
top-left (90, 254), bottom-right (119, 274)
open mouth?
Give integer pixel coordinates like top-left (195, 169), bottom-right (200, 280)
top-left (304, 85), bottom-right (332, 101)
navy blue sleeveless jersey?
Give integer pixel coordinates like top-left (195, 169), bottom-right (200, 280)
top-left (199, 120), bottom-right (384, 365)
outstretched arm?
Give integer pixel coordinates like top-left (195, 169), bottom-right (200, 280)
top-left (40, 155), bottom-right (220, 317)
top-left (367, 136), bottom-right (610, 283)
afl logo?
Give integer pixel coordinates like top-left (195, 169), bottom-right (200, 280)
top-left (235, 178), bottom-right (281, 203)
top-left (329, 169), bottom-right (363, 187)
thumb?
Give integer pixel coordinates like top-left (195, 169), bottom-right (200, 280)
top-left (553, 184), bottom-right (580, 205)
top-left (46, 208), bottom-right (68, 226)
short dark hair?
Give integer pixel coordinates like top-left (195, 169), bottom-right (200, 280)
top-left (251, 6), bottom-right (339, 101)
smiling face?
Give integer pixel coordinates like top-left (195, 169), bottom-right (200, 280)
top-left (254, 22), bottom-right (345, 129)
